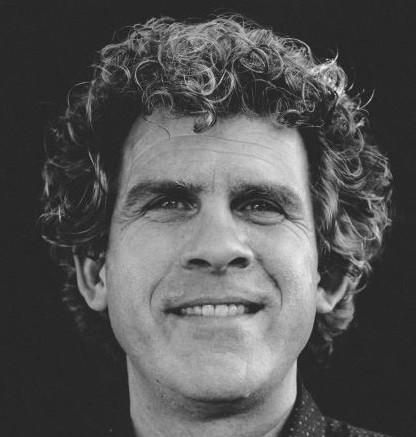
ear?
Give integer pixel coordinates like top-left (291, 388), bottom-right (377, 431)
top-left (73, 254), bottom-right (108, 311)
top-left (316, 272), bottom-right (351, 314)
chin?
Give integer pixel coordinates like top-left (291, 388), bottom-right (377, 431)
top-left (173, 355), bottom-right (272, 402)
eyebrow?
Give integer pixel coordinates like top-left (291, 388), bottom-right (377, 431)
top-left (123, 179), bottom-right (205, 211)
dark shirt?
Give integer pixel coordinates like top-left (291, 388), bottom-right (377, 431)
top-left (110, 381), bottom-right (392, 437)
top-left (281, 381), bottom-right (391, 437)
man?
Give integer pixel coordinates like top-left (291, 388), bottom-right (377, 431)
top-left (41, 15), bottom-right (392, 437)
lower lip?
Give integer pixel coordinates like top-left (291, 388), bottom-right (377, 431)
top-left (164, 310), bottom-right (268, 348)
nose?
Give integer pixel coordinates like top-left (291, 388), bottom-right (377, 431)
top-left (180, 209), bottom-right (254, 273)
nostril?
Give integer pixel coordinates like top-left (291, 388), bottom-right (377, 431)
top-left (229, 257), bottom-right (250, 268)
top-left (185, 256), bottom-right (250, 271)
top-left (187, 258), bottom-right (211, 269)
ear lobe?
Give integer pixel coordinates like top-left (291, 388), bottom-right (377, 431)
top-left (73, 254), bottom-right (108, 311)
top-left (316, 274), bottom-right (351, 314)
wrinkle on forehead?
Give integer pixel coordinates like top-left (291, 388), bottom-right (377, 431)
top-left (123, 113), bottom-right (300, 153)
top-left (119, 113), bottom-right (309, 193)
top-left (122, 119), bottom-right (304, 167)
top-left (129, 132), bottom-right (291, 152)
top-left (131, 143), bottom-right (294, 166)
top-left (121, 141), bottom-right (305, 194)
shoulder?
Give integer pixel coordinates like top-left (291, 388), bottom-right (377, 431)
top-left (325, 417), bottom-right (393, 437)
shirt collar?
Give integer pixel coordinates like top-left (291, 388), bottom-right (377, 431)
top-left (281, 379), bottom-right (326, 437)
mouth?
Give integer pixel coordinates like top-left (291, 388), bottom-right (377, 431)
top-left (167, 300), bottom-right (264, 318)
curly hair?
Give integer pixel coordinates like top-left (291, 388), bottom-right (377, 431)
top-left (40, 15), bottom-right (392, 362)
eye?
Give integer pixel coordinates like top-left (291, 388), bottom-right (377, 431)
top-left (242, 200), bottom-right (279, 212)
top-left (157, 199), bottom-right (193, 210)
top-left (235, 199), bottom-right (286, 223)
top-left (147, 196), bottom-right (195, 211)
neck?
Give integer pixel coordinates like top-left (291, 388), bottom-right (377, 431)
top-left (127, 361), bottom-right (297, 437)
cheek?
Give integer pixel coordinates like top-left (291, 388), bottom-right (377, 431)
top-left (253, 226), bottom-right (318, 288)
top-left (107, 224), bottom-right (178, 295)
top-left (104, 227), bottom-right (178, 349)
top-left (252, 228), bottom-right (319, 336)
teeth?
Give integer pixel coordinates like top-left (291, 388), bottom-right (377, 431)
top-left (201, 305), bottom-right (215, 316)
top-left (214, 305), bottom-right (229, 317)
top-left (179, 304), bottom-right (250, 317)
top-left (228, 304), bottom-right (238, 316)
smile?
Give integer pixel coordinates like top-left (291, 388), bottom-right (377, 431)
top-left (173, 303), bottom-right (264, 317)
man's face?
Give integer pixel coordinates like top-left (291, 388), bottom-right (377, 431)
top-left (101, 113), bottom-right (322, 401)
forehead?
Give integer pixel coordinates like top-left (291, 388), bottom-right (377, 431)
top-left (119, 112), bottom-right (309, 192)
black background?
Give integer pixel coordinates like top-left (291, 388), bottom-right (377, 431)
top-left (1, 0), bottom-right (416, 436)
